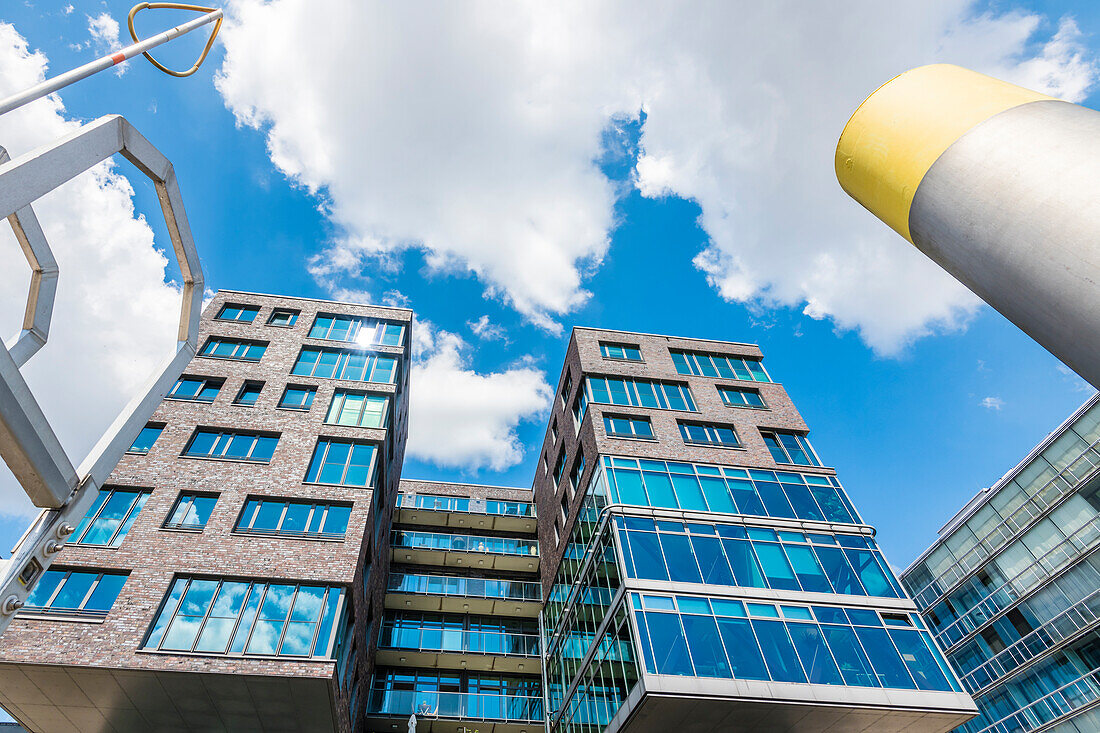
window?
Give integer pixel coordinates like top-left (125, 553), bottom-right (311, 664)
top-left (234, 381), bottom-right (264, 407)
top-left (569, 450), bottom-right (586, 494)
top-left (582, 376), bottom-right (696, 412)
top-left (670, 349), bottom-right (770, 382)
top-left (291, 347), bottom-right (398, 384)
top-left (23, 568), bottom-right (128, 618)
top-left (572, 390), bottom-right (588, 426)
top-left (305, 439), bottom-right (378, 487)
top-left (215, 304), bottom-right (259, 323)
top-left (326, 390), bottom-right (388, 428)
top-left (402, 494), bottom-right (471, 512)
top-left (143, 577), bottom-right (345, 658)
top-left (603, 415), bottom-right (654, 439)
top-left (561, 371), bottom-right (573, 409)
top-left (552, 450), bottom-right (567, 487)
top-left (164, 492), bottom-right (218, 530)
top-left (599, 456), bottom-right (860, 523)
top-left (168, 376), bottom-right (223, 403)
top-left (762, 431), bottom-right (821, 466)
top-left (679, 421), bottom-right (740, 447)
top-left (279, 385), bottom-right (316, 410)
top-left (72, 487), bottom-right (151, 547)
top-left (550, 419), bottom-right (558, 444)
top-left (183, 429), bottom-right (279, 463)
top-left (267, 308), bottom-right (299, 327)
top-left (309, 314), bottom-right (405, 346)
top-left (200, 337), bottom-right (267, 362)
top-left (128, 423), bottom-right (164, 454)
top-left (718, 385), bottom-right (766, 408)
top-left (237, 498), bottom-right (352, 539)
top-left (600, 342), bottom-right (642, 361)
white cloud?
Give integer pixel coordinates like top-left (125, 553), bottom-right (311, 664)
top-left (215, 1), bottom-right (1097, 353)
top-left (408, 320), bottom-right (552, 471)
top-left (62, 5), bottom-right (74, 16)
top-left (468, 315), bottom-right (508, 343)
top-left (981, 396), bottom-right (1006, 410)
top-left (86, 12), bottom-right (125, 76)
top-left (0, 23), bottom-right (181, 518)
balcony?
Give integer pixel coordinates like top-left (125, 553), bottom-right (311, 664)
top-left (365, 690), bottom-right (543, 733)
top-left (392, 530), bottom-right (539, 572)
top-left (396, 494), bottom-right (537, 534)
top-left (386, 572), bottom-right (543, 616)
top-left (376, 625), bottom-right (540, 674)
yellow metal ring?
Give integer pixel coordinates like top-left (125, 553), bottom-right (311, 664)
top-left (127, 2), bottom-right (223, 78)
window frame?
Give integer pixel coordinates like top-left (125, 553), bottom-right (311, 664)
top-left (181, 428), bottom-right (280, 464)
top-left (304, 438), bottom-right (379, 487)
top-left (717, 385), bottom-right (767, 409)
top-left (670, 349), bottom-right (772, 382)
top-left (235, 496), bottom-right (353, 540)
top-left (291, 346), bottom-right (399, 384)
top-left (278, 385), bottom-right (317, 411)
top-left (166, 375), bottom-right (224, 403)
top-left (199, 337), bottom-right (268, 363)
top-left (267, 308), bottom-right (300, 327)
top-left (761, 430), bottom-right (822, 467)
top-left (127, 422), bottom-right (165, 455)
top-left (233, 381), bottom-right (265, 407)
top-left (599, 342), bottom-right (643, 362)
top-left (71, 487), bottom-right (151, 547)
top-left (163, 491), bottom-right (220, 532)
top-left (678, 420), bottom-right (742, 448)
top-left (214, 303), bottom-right (260, 324)
top-left (22, 567), bottom-right (129, 619)
top-left (308, 313), bottom-right (405, 347)
top-left (583, 375), bottom-right (697, 412)
top-left (324, 389), bottom-right (390, 429)
top-left (603, 414), bottom-right (656, 441)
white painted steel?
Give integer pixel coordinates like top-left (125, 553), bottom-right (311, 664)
top-left (0, 115), bottom-right (203, 636)
top-left (0, 9), bottom-right (222, 117)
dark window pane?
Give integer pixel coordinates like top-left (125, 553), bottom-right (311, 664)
top-left (754, 543), bottom-right (800, 591)
top-left (646, 612), bottom-right (694, 676)
top-left (752, 619), bottom-right (806, 683)
top-left (682, 615), bottom-right (732, 678)
top-left (815, 546), bottom-right (865, 596)
top-left (889, 628), bottom-right (954, 691)
top-left (788, 623), bottom-right (844, 685)
top-left (723, 539), bottom-right (767, 588)
top-left (717, 617), bottom-right (769, 680)
top-left (690, 535), bottom-right (735, 586)
top-left (822, 625), bottom-right (879, 687)
top-left (658, 533), bottom-right (703, 584)
top-left (855, 626), bottom-right (915, 689)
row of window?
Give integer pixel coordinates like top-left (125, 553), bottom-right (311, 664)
top-left (128, 426), bottom-right (379, 488)
top-left (166, 377), bottom-right (389, 427)
top-left (630, 593), bottom-right (960, 692)
top-left (392, 530), bottom-right (539, 557)
top-left (71, 486), bottom-right (353, 545)
top-left (197, 339), bottom-right (400, 387)
top-left (591, 341), bottom-right (771, 385)
top-left (214, 303), bottom-right (406, 348)
top-left (398, 494), bottom-right (535, 517)
top-left (615, 517), bottom-right (902, 598)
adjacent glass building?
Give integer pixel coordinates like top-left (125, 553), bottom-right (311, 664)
top-left (535, 328), bottom-right (977, 732)
top-left (902, 394), bottom-right (1100, 733)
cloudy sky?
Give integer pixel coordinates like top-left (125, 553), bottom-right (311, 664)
top-left (1, 0), bottom-right (1098, 573)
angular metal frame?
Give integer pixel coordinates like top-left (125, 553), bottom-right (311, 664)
top-left (0, 115), bottom-right (203, 634)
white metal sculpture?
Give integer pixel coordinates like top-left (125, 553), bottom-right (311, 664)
top-left (0, 115), bottom-right (203, 635)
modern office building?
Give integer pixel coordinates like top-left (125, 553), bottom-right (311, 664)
top-left (535, 328), bottom-right (976, 732)
top-left (901, 394), bottom-right (1100, 733)
top-left (0, 291), bottom-right (412, 732)
top-left (0, 305), bottom-right (979, 732)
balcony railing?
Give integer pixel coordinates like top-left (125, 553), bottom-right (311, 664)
top-left (368, 691), bottom-right (544, 722)
top-left (937, 513), bottom-right (1100, 651)
top-left (398, 494), bottom-right (536, 517)
top-left (976, 666), bottom-right (1100, 733)
top-left (962, 588), bottom-right (1100, 695)
top-left (379, 626), bottom-right (539, 656)
top-left (393, 530), bottom-right (539, 557)
top-left (909, 437), bottom-right (1100, 611)
top-left (387, 572), bottom-right (542, 602)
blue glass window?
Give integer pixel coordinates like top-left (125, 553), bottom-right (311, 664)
top-left (583, 377), bottom-right (695, 412)
top-left (279, 385), bottom-right (316, 410)
top-left (238, 497), bottom-right (352, 538)
top-left (72, 487), bottom-right (150, 547)
top-left (127, 423), bottom-right (163, 454)
top-left (267, 308), bottom-right (299, 327)
top-left (718, 385), bottom-right (766, 408)
top-left (670, 349), bottom-right (771, 382)
top-left (327, 390), bottom-right (388, 428)
top-left (762, 430), bottom-right (821, 466)
top-left (144, 577), bottom-right (344, 658)
top-left (234, 382), bottom-right (263, 406)
top-left (305, 439), bottom-right (377, 487)
top-left (678, 422), bottom-right (740, 447)
top-left (24, 568), bottom-right (127, 617)
top-left (215, 304), bottom-right (259, 323)
top-left (645, 612), bottom-right (694, 676)
top-left (183, 429), bottom-right (279, 463)
top-left (599, 342), bottom-right (642, 361)
top-left (788, 623), bottom-right (844, 685)
top-left (168, 376), bottom-right (223, 402)
top-left (309, 314), bottom-right (405, 346)
top-left (603, 415), bottom-right (654, 439)
top-left (681, 613), bottom-right (731, 678)
top-left (292, 347), bottom-right (398, 384)
top-left (164, 492), bottom-right (218, 530)
top-left (199, 337), bottom-right (267, 362)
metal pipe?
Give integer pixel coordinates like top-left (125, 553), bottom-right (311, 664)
top-left (836, 64), bottom-right (1100, 389)
top-left (0, 8), bottom-right (222, 117)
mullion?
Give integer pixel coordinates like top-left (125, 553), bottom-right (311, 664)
top-left (154, 577), bottom-right (193, 649)
top-left (274, 585), bottom-right (301, 655)
top-left (108, 494), bottom-right (143, 546)
top-left (240, 583), bottom-right (270, 654)
top-left (191, 582), bottom-right (228, 653)
top-left (73, 573), bottom-right (102, 611)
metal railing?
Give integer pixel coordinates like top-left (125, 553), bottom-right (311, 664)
top-left (910, 438), bottom-right (1100, 610)
top-left (937, 515), bottom-right (1100, 651)
top-left (392, 530), bottom-right (538, 557)
top-left (976, 666), bottom-right (1100, 733)
top-left (386, 572), bottom-right (542, 602)
top-left (367, 691), bottom-right (544, 722)
top-left (397, 494), bottom-right (536, 517)
top-left (379, 625), bottom-right (539, 656)
top-left (963, 588), bottom-right (1100, 695)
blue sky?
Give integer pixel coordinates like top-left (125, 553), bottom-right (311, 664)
top-left (0, 0), bottom-right (1098, 577)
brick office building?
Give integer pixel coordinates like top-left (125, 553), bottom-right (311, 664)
top-left (0, 305), bottom-right (980, 733)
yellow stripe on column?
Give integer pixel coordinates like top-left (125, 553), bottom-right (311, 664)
top-left (835, 64), bottom-right (1050, 242)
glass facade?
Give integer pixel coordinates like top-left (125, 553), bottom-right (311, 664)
top-left (902, 397), bottom-right (1100, 733)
